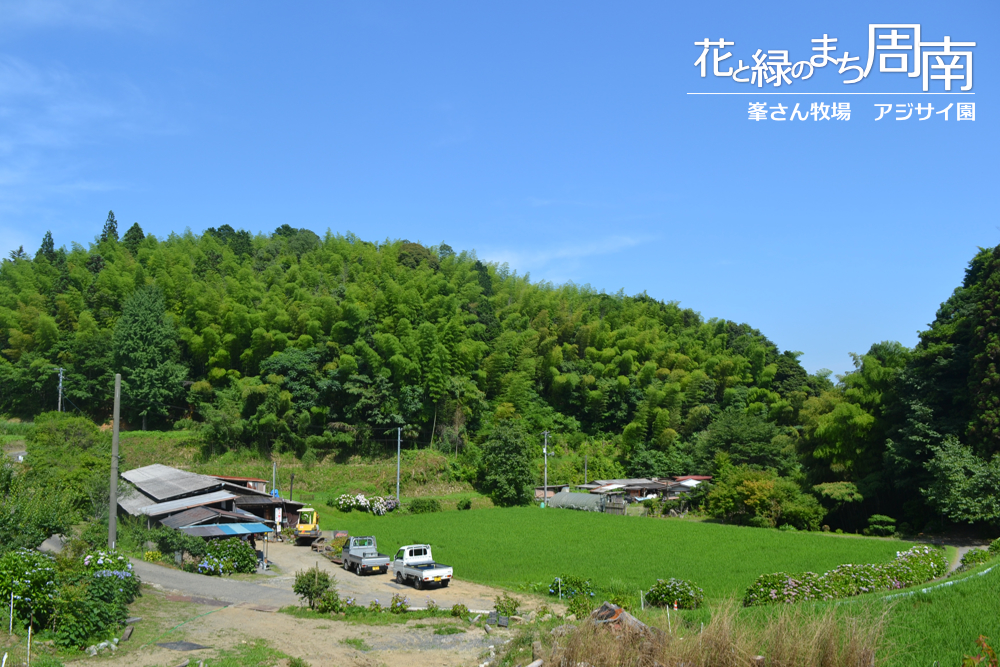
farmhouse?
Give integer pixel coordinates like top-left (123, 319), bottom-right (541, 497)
top-left (576, 478), bottom-right (670, 500)
top-left (117, 463), bottom-right (302, 536)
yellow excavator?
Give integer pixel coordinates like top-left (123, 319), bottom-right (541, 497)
top-left (294, 507), bottom-right (321, 546)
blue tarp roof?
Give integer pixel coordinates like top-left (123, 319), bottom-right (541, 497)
top-left (178, 522), bottom-right (273, 538)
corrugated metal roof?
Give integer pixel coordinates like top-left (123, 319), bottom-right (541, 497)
top-left (118, 486), bottom-right (157, 516)
top-left (179, 522), bottom-right (273, 538)
top-left (219, 481), bottom-right (271, 497)
top-left (139, 490), bottom-right (236, 517)
top-left (159, 506), bottom-right (260, 529)
top-left (233, 496), bottom-right (304, 508)
top-left (122, 464), bottom-right (221, 502)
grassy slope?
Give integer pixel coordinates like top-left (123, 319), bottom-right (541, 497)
top-left (879, 564), bottom-right (1000, 667)
top-left (327, 506), bottom-right (913, 599)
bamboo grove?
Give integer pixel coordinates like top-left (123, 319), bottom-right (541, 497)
top-left (2, 213), bottom-right (999, 532)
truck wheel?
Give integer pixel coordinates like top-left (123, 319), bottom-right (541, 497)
top-left (440, 579), bottom-right (450, 588)
top-left (396, 571), bottom-right (404, 585)
top-left (415, 579), bottom-right (425, 590)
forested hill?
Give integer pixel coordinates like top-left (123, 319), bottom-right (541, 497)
top-left (3, 213), bottom-right (1000, 533)
top-left (1, 214), bottom-right (821, 451)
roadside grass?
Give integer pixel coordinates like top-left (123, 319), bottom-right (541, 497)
top-left (339, 637), bottom-right (372, 651)
top-left (280, 605), bottom-right (467, 626)
top-left (326, 506), bottom-right (915, 599)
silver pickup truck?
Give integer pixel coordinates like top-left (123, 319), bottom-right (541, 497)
top-left (392, 544), bottom-right (453, 590)
top-left (341, 536), bottom-right (390, 575)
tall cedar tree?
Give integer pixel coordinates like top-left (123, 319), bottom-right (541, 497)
top-left (100, 210), bottom-right (119, 243)
top-left (122, 222), bottom-right (145, 255)
top-left (37, 231), bottom-right (56, 262)
top-left (112, 286), bottom-right (187, 429)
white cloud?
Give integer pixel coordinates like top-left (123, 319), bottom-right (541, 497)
top-left (0, 0), bottom-right (156, 34)
top-left (478, 234), bottom-right (646, 283)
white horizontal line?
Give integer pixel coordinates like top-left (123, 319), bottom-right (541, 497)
top-left (687, 92), bottom-right (975, 95)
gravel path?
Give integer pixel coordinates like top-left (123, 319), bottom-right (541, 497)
top-left (129, 558), bottom-right (299, 607)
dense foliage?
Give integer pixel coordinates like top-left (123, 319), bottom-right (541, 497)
top-left (0, 547), bottom-right (139, 648)
top-left (4, 220), bottom-right (1000, 530)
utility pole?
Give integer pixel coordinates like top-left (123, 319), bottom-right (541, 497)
top-left (108, 373), bottom-right (121, 549)
top-left (396, 427), bottom-right (401, 503)
top-left (57, 367), bottom-right (63, 412)
top-left (272, 461), bottom-right (277, 495)
top-left (289, 474), bottom-right (295, 502)
top-left (543, 430), bottom-right (549, 508)
top-left (584, 454), bottom-right (588, 484)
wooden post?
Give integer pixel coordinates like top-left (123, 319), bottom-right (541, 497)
top-left (108, 373), bottom-right (121, 550)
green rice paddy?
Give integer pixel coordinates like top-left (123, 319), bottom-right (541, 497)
top-left (325, 506), bottom-right (914, 599)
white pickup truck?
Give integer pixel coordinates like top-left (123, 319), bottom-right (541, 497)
top-left (392, 544), bottom-right (453, 590)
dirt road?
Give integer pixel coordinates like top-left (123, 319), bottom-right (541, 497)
top-left (118, 540), bottom-right (546, 666)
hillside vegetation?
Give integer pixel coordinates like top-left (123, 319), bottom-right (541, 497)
top-left (3, 214), bottom-right (1000, 533)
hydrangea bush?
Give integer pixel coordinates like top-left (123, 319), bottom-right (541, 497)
top-left (743, 545), bottom-right (948, 606)
top-left (0, 549), bottom-right (58, 627)
top-left (548, 574), bottom-right (594, 599)
top-left (645, 578), bottom-right (705, 609)
top-left (334, 493), bottom-right (399, 515)
top-left (959, 548), bottom-right (990, 570)
top-left (205, 538), bottom-right (257, 574)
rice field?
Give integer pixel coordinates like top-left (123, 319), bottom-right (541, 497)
top-left (325, 506), bottom-right (914, 599)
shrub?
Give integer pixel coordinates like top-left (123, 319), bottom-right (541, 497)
top-left (330, 493), bottom-right (399, 515)
top-left (143, 550), bottom-right (162, 562)
top-left (960, 548), bottom-right (990, 570)
top-left (408, 498), bottom-right (442, 514)
top-left (293, 566), bottom-right (332, 609)
top-left (548, 575), bottom-right (594, 600)
top-left (81, 549), bottom-right (140, 604)
top-left (457, 498), bottom-right (472, 511)
top-left (389, 592), bottom-right (409, 614)
top-left (205, 538), bottom-right (256, 574)
top-left (0, 549), bottom-right (58, 628)
top-left (451, 603), bottom-right (469, 618)
top-left (568, 594), bottom-right (594, 618)
top-left (744, 545), bottom-right (948, 606)
top-left (989, 537), bottom-right (1000, 556)
top-left (368, 598), bottom-right (384, 613)
top-left (645, 578), bottom-right (704, 610)
top-left (866, 514), bottom-right (897, 537)
top-left (705, 467), bottom-right (825, 530)
top-left (198, 555), bottom-right (227, 576)
top-left (316, 590), bottom-right (343, 614)
top-left (494, 591), bottom-right (520, 616)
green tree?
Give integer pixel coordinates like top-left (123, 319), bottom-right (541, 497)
top-left (122, 222), bottom-right (145, 255)
top-left (100, 210), bottom-right (119, 243)
top-left (706, 466), bottom-right (825, 530)
top-left (112, 286), bottom-right (187, 429)
top-left (480, 419), bottom-right (533, 507)
top-left (36, 231), bottom-right (56, 262)
top-left (24, 412), bottom-right (110, 514)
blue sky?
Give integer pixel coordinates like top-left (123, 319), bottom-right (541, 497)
top-left (0, 0), bottom-right (996, 375)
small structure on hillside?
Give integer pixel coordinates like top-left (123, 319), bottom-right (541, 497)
top-left (547, 491), bottom-right (607, 512)
top-left (534, 484), bottom-right (571, 500)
